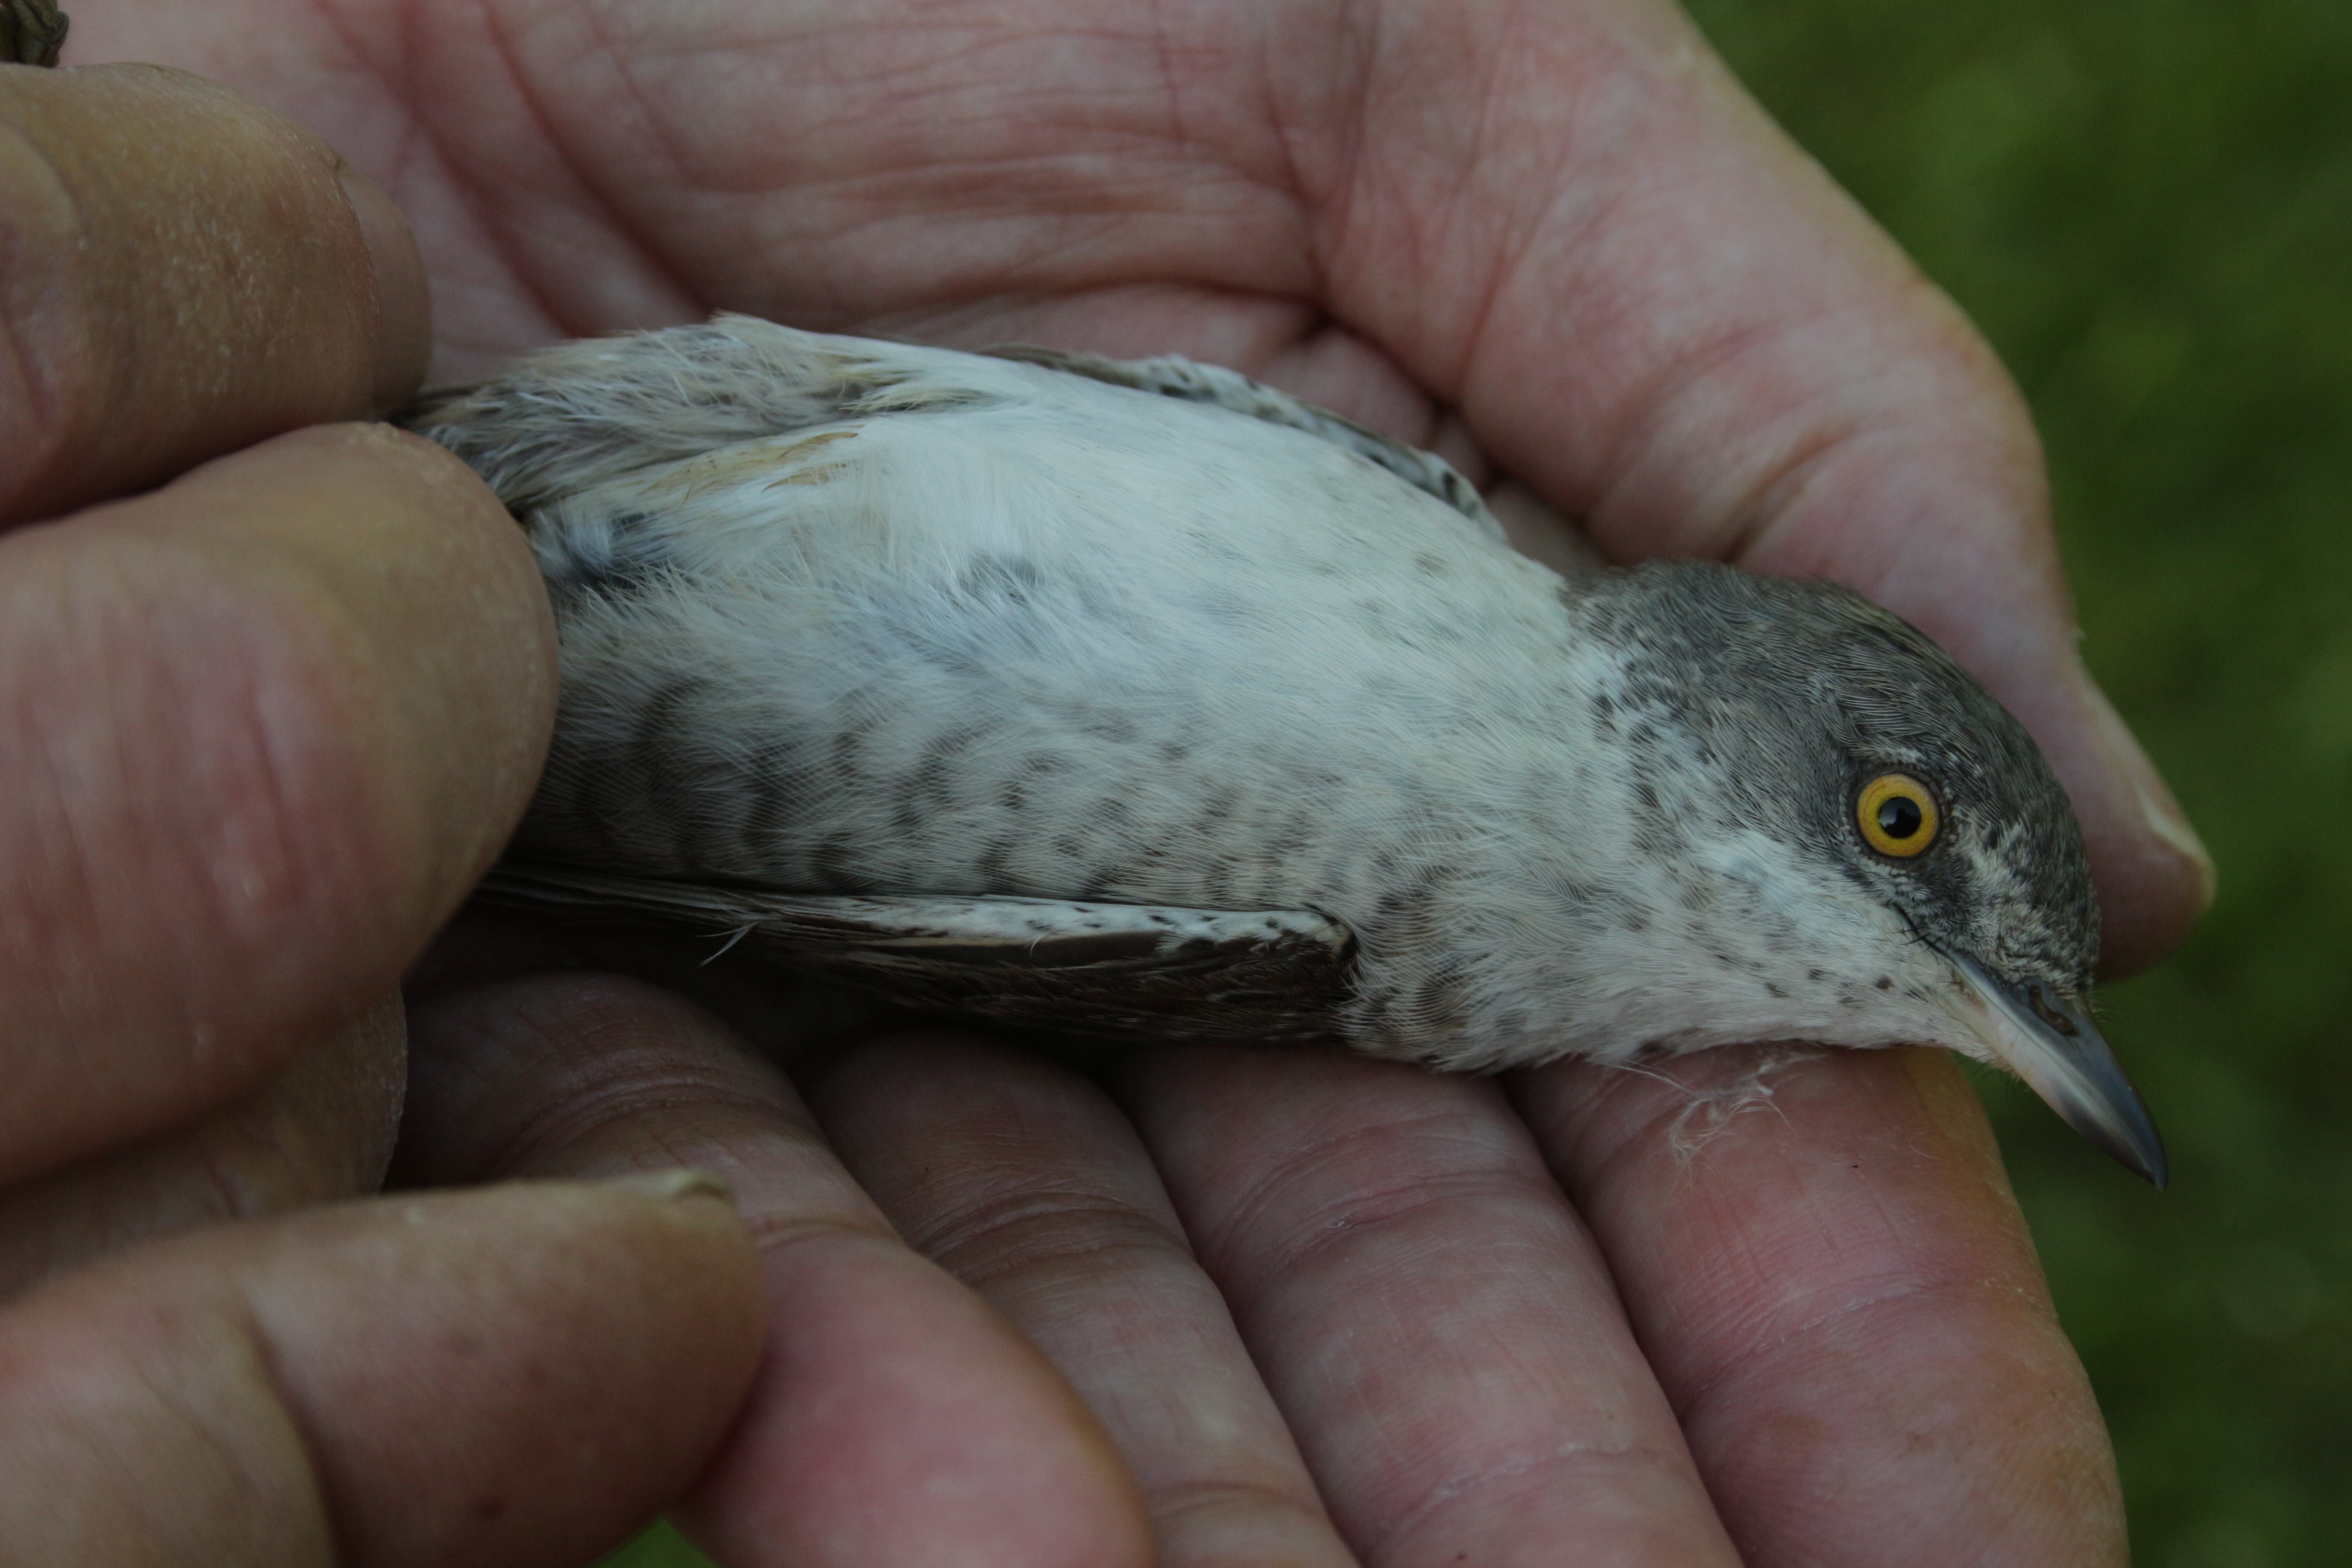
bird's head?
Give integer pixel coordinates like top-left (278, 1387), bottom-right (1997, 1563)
top-left (1578, 562), bottom-right (2166, 1186)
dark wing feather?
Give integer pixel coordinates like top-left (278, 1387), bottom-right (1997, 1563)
top-left (479, 861), bottom-right (1357, 1044)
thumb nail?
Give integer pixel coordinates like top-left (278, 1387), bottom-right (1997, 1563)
top-left (2082, 674), bottom-right (2217, 913)
top-left (336, 164), bottom-right (432, 413)
top-left (597, 1168), bottom-right (738, 1206)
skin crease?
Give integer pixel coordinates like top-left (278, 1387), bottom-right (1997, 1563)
top-left (2, 0), bottom-right (2201, 1561)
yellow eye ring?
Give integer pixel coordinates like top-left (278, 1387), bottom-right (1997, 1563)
top-left (1857, 773), bottom-right (1940, 858)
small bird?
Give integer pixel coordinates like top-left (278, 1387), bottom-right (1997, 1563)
top-left (406, 315), bottom-right (2167, 1186)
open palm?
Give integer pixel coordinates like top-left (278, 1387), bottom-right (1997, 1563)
top-left (62, 1), bottom-right (2201, 1563)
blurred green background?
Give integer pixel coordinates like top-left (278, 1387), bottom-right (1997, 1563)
top-left (609, 0), bottom-right (2352, 1562)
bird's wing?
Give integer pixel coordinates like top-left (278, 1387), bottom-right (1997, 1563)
top-left (478, 861), bottom-right (1358, 1044)
top-left (984, 343), bottom-right (1500, 536)
top-left (399, 318), bottom-right (1009, 512)
top-left (400, 314), bottom-right (1497, 539)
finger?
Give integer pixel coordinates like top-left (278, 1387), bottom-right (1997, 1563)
top-left (1287, 0), bottom-right (2210, 971)
top-left (0, 992), bottom-right (405, 1298)
top-left (1125, 1043), bottom-right (1741, 1567)
top-left (0, 62), bottom-right (428, 522)
top-left (0, 1174), bottom-right (764, 1567)
top-left (399, 972), bottom-right (1154, 1568)
top-left (1510, 1046), bottom-right (2127, 1568)
top-left (0, 423), bottom-right (554, 1186)
top-left (814, 1032), bottom-right (1361, 1568)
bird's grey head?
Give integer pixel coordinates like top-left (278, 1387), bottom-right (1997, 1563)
top-left (1574, 562), bottom-right (2163, 1185)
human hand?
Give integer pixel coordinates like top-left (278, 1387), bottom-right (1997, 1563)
top-left (0, 59), bottom-right (765, 1562)
top-left (64, 0), bottom-right (2185, 1562)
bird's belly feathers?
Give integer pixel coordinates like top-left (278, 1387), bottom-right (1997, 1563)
top-left (518, 392), bottom-right (1608, 939)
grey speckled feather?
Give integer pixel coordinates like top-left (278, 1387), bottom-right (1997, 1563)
top-left (406, 314), bottom-right (2167, 1184)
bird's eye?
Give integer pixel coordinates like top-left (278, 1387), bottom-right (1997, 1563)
top-left (1856, 773), bottom-right (1940, 858)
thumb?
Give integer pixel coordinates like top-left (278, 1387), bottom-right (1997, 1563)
top-left (0, 1176), bottom-right (766, 1566)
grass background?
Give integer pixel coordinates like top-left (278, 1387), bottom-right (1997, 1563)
top-left (610, 0), bottom-right (2352, 1560)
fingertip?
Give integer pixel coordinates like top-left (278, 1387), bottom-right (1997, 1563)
top-left (553, 1175), bottom-right (770, 1352)
top-left (2073, 674), bottom-right (2214, 978)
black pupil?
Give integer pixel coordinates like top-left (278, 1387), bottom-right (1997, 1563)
top-left (1877, 796), bottom-right (1924, 839)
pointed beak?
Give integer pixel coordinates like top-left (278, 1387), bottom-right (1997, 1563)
top-left (1944, 952), bottom-right (2169, 1189)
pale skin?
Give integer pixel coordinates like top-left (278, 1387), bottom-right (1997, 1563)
top-left (1, 3), bottom-right (2208, 1563)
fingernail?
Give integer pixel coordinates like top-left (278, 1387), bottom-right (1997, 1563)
top-left (336, 164), bottom-right (432, 414)
top-left (2082, 675), bottom-right (2217, 912)
top-left (598, 1168), bottom-right (738, 1205)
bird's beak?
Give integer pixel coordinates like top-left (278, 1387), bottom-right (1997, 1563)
top-left (1944, 951), bottom-right (2169, 1189)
